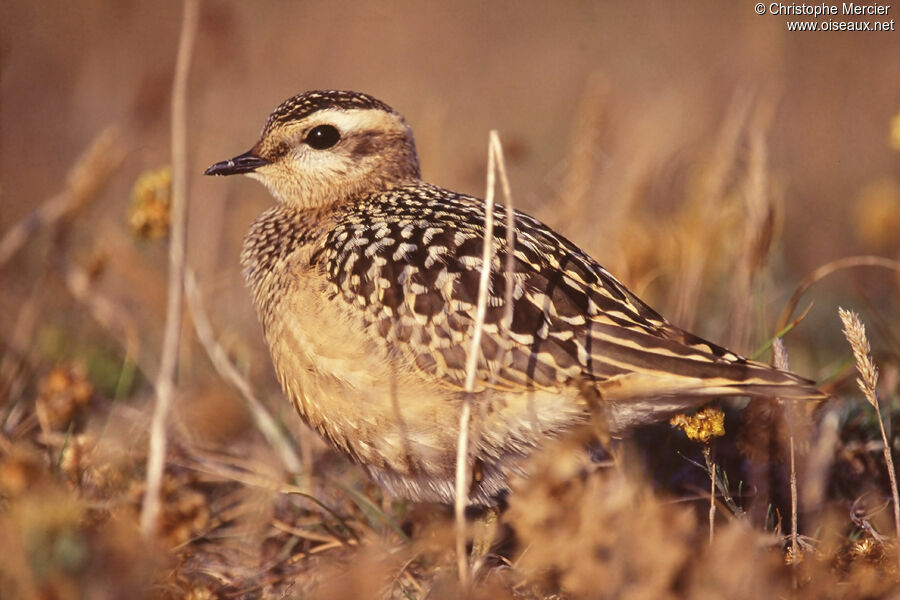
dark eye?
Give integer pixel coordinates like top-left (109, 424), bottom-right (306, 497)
top-left (305, 125), bottom-right (341, 150)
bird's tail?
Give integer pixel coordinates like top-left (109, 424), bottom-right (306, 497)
top-left (583, 323), bottom-right (826, 432)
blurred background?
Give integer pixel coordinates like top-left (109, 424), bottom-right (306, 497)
top-left (4, 0), bottom-right (899, 368)
top-left (1, 1), bottom-right (899, 597)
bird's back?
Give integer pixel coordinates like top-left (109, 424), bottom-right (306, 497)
top-left (308, 181), bottom-right (821, 414)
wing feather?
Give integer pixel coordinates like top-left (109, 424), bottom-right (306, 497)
top-left (318, 183), bottom-right (824, 402)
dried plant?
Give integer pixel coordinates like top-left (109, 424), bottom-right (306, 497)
top-left (455, 130), bottom-right (513, 586)
top-left (141, 0), bottom-right (199, 537)
top-left (839, 307), bottom-right (900, 572)
top-left (129, 166), bottom-right (172, 240)
top-left (773, 337), bottom-right (799, 578)
top-left (671, 406), bottom-right (726, 544)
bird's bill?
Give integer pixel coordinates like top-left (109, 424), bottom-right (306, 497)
top-left (204, 150), bottom-right (269, 176)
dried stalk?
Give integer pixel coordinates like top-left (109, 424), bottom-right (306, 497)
top-left (839, 307), bottom-right (900, 572)
top-left (773, 337), bottom-right (799, 571)
top-left (702, 445), bottom-right (716, 545)
top-left (455, 131), bottom-right (510, 586)
top-left (185, 268), bottom-right (302, 474)
top-left (454, 400), bottom-right (472, 583)
top-left (140, 0), bottom-right (199, 537)
top-left (494, 132), bottom-right (516, 344)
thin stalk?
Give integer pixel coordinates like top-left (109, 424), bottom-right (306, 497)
top-left (185, 269), bottom-right (302, 474)
top-left (455, 130), bottom-right (501, 587)
top-left (140, 0), bottom-right (199, 537)
top-left (703, 445), bottom-right (716, 545)
top-left (773, 338), bottom-right (799, 575)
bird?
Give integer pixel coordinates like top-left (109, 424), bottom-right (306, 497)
top-left (205, 90), bottom-right (824, 506)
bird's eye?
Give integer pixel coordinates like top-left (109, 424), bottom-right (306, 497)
top-left (305, 125), bottom-right (341, 150)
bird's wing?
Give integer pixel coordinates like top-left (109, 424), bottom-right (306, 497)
top-left (317, 183), bottom-right (822, 401)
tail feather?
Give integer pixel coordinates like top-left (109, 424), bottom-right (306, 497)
top-left (583, 323), bottom-right (826, 432)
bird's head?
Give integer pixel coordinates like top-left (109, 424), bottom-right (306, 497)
top-left (205, 90), bottom-right (420, 208)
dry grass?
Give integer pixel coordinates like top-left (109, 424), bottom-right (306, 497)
top-left (3, 1), bottom-right (900, 598)
top-left (141, 0), bottom-right (199, 538)
top-left (839, 307), bottom-right (900, 573)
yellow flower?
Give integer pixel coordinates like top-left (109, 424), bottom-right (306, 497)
top-left (670, 406), bottom-right (725, 443)
top-left (129, 166), bottom-right (172, 239)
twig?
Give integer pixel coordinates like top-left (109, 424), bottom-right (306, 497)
top-left (140, 0), bottom-right (199, 537)
top-left (455, 130), bottom-right (506, 586)
top-left (839, 307), bottom-right (900, 573)
top-left (184, 268), bottom-right (302, 474)
top-left (773, 338), bottom-right (799, 574)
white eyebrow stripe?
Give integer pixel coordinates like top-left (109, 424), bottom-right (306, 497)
top-left (284, 108), bottom-right (408, 138)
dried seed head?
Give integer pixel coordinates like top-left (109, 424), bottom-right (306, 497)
top-left (36, 364), bottom-right (93, 431)
top-left (838, 307), bottom-right (879, 407)
top-left (129, 166), bottom-right (172, 239)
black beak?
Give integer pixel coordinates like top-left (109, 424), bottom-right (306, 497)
top-left (204, 150), bottom-right (269, 176)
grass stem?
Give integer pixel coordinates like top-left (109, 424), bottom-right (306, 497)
top-left (773, 337), bottom-right (799, 577)
top-left (140, 0), bottom-right (199, 537)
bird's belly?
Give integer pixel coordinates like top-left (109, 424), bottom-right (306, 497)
top-left (263, 279), bottom-right (462, 475)
top-left (256, 271), bottom-right (591, 504)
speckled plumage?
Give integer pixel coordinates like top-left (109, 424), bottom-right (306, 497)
top-left (207, 90), bottom-right (824, 505)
